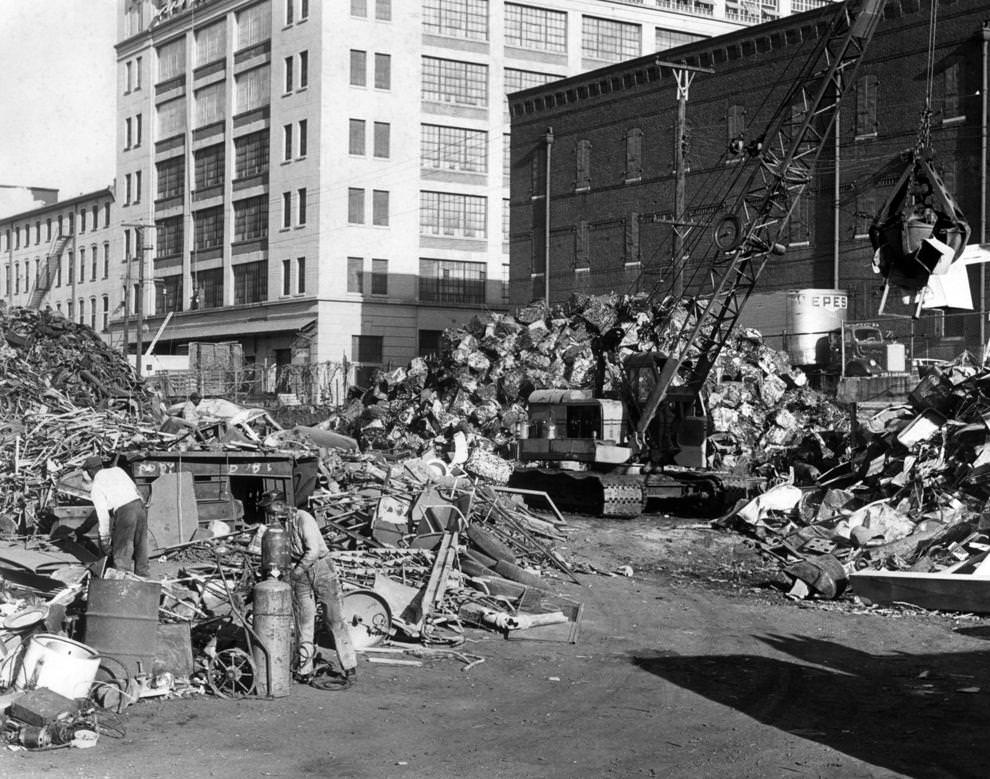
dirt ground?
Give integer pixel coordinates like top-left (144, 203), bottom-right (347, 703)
top-left (3, 514), bottom-right (989, 779)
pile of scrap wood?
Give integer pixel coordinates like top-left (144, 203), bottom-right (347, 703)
top-left (716, 354), bottom-right (990, 611)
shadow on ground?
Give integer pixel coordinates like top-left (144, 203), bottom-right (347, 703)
top-left (634, 634), bottom-right (990, 778)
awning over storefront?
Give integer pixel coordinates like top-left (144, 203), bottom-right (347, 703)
top-left (110, 303), bottom-right (317, 346)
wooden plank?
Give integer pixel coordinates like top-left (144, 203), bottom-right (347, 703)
top-left (850, 569), bottom-right (990, 613)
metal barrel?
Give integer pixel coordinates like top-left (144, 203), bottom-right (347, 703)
top-left (252, 578), bottom-right (292, 698)
top-left (83, 579), bottom-right (162, 677)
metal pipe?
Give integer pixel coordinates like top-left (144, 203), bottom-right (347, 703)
top-left (980, 25), bottom-right (989, 353)
top-left (544, 127), bottom-right (554, 305)
top-left (833, 105), bottom-right (841, 290)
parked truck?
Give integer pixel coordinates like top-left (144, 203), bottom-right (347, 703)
top-left (737, 288), bottom-right (909, 388)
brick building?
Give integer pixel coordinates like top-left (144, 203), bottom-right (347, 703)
top-left (111, 0), bottom-right (831, 387)
top-left (1, 188), bottom-right (119, 329)
top-left (509, 0), bottom-right (990, 360)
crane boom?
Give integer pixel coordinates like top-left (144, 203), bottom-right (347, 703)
top-left (635, 0), bottom-right (887, 438)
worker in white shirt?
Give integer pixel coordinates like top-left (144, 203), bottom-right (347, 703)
top-left (182, 391), bottom-right (203, 427)
top-left (261, 492), bottom-right (356, 683)
top-left (84, 455), bottom-right (150, 577)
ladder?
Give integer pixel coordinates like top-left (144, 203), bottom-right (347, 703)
top-left (28, 233), bottom-right (71, 308)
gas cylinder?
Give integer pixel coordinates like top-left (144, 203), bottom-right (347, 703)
top-left (261, 525), bottom-right (290, 579)
top-left (252, 578), bottom-right (292, 698)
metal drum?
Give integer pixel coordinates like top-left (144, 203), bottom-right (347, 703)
top-left (83, 578), bottom-right (161, 677)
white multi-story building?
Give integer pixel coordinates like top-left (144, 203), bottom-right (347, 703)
top-left (113, 0), bottom-right (834, 385)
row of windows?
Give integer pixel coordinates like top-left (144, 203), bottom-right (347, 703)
top-left (124, 114), bottom-right (143, 150)
top-left (351, 0), bottom-right (392, 21)
top-left (154, 256), bottom-right (307, 313)
top-left (155, 130), bottom-right (271, 204)
top-left (4, 243), bottom-right (112, 295)
top-left (123, 56), bottom-right (143, 94)
top-left (282, 120), bottom-right (309, 162)
top-left (123, 171), bottom-right (143, 206)
top-left (348, 119), bottom-right (390, 159)
top-left (155, 192), bottom-right (289, 256)
top-left (3, 204), bottom-right (112, 252)
top-left (283, 51), bottom-right (309, 94)
top-left (349, 50), bottom-right (391, 90)
top-left (424, 2), bottom-right (708, 58)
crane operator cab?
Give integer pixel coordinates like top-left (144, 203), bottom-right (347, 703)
top-left (624, 353), bottom-right (710, 469)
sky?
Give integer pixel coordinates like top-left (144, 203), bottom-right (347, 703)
top-left (0, 1), bottom-right (117, 203)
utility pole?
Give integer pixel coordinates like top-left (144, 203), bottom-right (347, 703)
top-left (661, 59), bottom-right (714, 301)
top-left (123, 222), bottom-right (150, 379)
top-left (544, 127), bottom-right (554, 305)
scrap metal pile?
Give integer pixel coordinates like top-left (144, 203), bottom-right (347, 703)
top-left (325, 293), bottom-right (850, 476)
top-left (718, 355), bottom-right (990, 608)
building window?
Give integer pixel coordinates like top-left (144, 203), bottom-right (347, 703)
top-left (80, 210), bottom-right (87, 233)
top-left (194, 82), bottom-right (225, 127)
top-left (422, 57), bottom-right (487, 106)
top-left (157, 38), bottom-right (185, 82)
top-left (374, 53), bottom-right (390, 90)
top-left (282, 192), bottom-right (292, 228)
top-left (941, 59), bottom-right (964, 121)
top-left (786, 195), bottom-right (812, 246)
top-left (90, 297), bottom-right (97, 329)
top-left (195, 144), bottom-right (225, 189)
top-left (234, 196), bottom-right (269, 241)
top-left (67, 299), bottom-right (74, 321)
top-left (298, 120), bottom-right (308, 157)
top-left (348, 188), bottom-right (365, 224)
top-left (296, 256), bottom-right (306, 294)
top-left (373, 122), bottom-right (390, 158)
top-left (625, 212), bottom-right (639, 264)
top-left (194, 207), bottom-right (224, 250)
top-left (103, 243), bottom-right (110, 278)
top-left (347, 257), bottom-right (363, 292)
top-left (727, 104), bottom-right (746, 148)
top-left (234, 261), bottom-right (267, 304)
top-left (352, 0), bottom-right (367, 16)
top-left (372, 190), bottom-right (388, 226)
top-left (504, 68), bottom-right (561, 100)
top-left (350, 50), bottom-right (367, 86)
top-left (46, 219), bottom-right (52, 241)
top-left (157, 97), bottom-right (186, 138)
top-left (195, 20), bottom-right (226, 66)
top-left (156, 157), bottom-right (184, 200)
top-left (134, 171), bottom-right (143, 203)
top-left (371, 258), bottom-right (388, 295)
top-left (235, 65), bottom-right (271, 113)
top-left (576, 139), bottom-right (592, 191)
top-left (79, 248), bottom-right (86, 282)
top-left (156, 274), bottom-right (182, 313)
top-left (349, 119), bottom-right (366, 155)
top-left (297, 188), bottom-right (307, 225)
top-left (135, 114), bottom-right (142, 147)
top-left (421, 125), bottom-right (486, 172)
top-left (125, 117), bottom-right (133, 149)
top-left (235, 129), bottom-right (270, 178)
top-left (856, 74), bottom-right (879, 137)
top-left (505, 3), bottom-right (566, 53)
top-left (237, 1), bottom-right (272, 50)
top-left (102, 295), bottom-right (109, 330)
top-left (283, 123), bottom-right (293, 161)
top-left (418, 329), bottom-right (443, 356)
top-left (125, 61), bottom-right (133, 93)
top-left (419, 191), bottom-right (487, 238)
top-left (582, 16), bottom-right (640, 62)
top-left (284, 55), bottom-right (294, 92)
top-left (91, 245), bottom-right (98, 281)
top-left (281, 258), bottom-right (291, 295)
top-left (105, 202), bottom-right (111, 228)
top-left (299, 51), bottom-right (309, 88)
top-left (352, 334), bottom-right (383, 363)
top-left (300, 0), bottom-right (309, 19)
top-left (419, 258), bottom-right (486, 304)
top-left (625, 128), bottom-right (643, 182)
top-left (194, 268), bottom-right (223, 309)
top-left (423, 0), bottom-right (488, 41)
top-left (655, 28), bottom-right (705, 51)
top-left (78, 298), bottom-right (85, 324)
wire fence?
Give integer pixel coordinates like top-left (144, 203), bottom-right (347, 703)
top-left (148, 360), bottom-right (355, 407)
